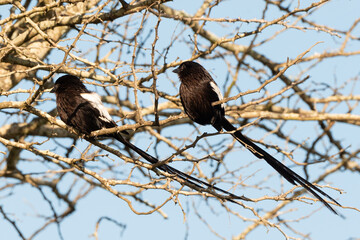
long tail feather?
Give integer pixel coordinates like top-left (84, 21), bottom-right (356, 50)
top-left (113, 133), bottom-right (250, 202)
top-left (220, 117), bottom-right (340, 214)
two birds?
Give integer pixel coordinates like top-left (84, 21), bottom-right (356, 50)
top-left (51, 74), bottom-right (247, 202)
top-left (52, 61), bottom-right (340, 213)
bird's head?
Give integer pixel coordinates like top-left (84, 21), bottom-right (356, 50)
top-left (173, 61), bottom-right (211, 83)
top-left (172, 61), bottom-right (204, 76)
top-left (51, 75), bottom-right (87, 94)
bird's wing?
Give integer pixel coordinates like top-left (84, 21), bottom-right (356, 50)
top-left (209, 81), bottom-right (225, 109)
top-left (80, 92), bottom-right (113, 123)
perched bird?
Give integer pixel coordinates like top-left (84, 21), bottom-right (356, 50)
top-left (51, 75), bottom-right (248, 202)
top-left (173, 61), bottom-right (340, 214)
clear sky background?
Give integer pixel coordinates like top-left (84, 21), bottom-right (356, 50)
top-left (1, 0), bottom-right (360, 239)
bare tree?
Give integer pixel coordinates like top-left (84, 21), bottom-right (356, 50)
top-left (0, 0), bottom-right (359, 239)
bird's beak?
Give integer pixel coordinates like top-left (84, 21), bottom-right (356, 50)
top-left (172, 67), bottom-right (179, 74)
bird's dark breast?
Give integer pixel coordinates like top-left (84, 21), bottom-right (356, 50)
top-left (180, 82), bottom-right (216, 126)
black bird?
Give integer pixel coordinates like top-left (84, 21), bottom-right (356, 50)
top-left (51, 75), bottom-right (248, 202)
top-left (173, 61), bottom-right (340, 214)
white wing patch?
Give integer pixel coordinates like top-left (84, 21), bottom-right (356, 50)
top-left (210, 81), bottom-right (225, 109)
top-left (80, 92), bottom-right (113, 123)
